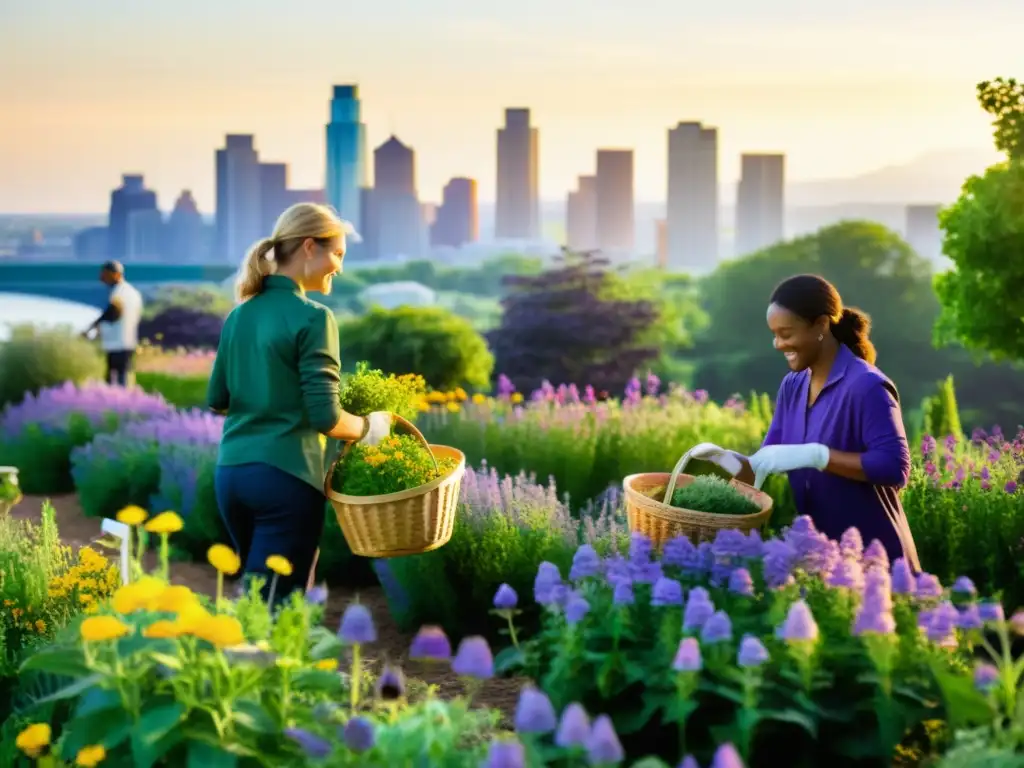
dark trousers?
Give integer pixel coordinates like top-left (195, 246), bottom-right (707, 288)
top-left (214, 463), bottom-right (325, 606)
top-left (106, 350), bottom-right (134, 386)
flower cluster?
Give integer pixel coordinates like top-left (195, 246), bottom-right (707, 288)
top-left (333, 434), bottom-right (458, 496)
top-left (918, 428), bottom-right (1023, 493)
top-left (46, 545), bottom-right (121, 614)
top-left (338, 363), bottom-right (426, 422)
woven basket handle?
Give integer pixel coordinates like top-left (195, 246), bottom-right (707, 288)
top-left (663, 446), bottom-right (764, 503)
top-left (324, 413), bottom-right (437, 497)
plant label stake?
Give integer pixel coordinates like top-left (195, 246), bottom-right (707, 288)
top-left (99, 518), bottom-right (132, 585)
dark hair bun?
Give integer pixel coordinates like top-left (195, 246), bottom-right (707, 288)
top-left (831, 307), bottom-right (876, 364)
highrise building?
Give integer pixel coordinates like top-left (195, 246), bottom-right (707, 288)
top-left (667, 121), bottom-right (719, 271)
top-left (565, 175), bottom-right (597, 252)
top-left (108, 174), bottom-right (158, 261)
top-left (363, 136), bottom-right (423, 260)
top-left (495, 108), bottom-right (539, 240)
top-left (735, 153), bottom-right (785, 256)
top-left (166, 190), bottom-right (205, 262)
top-left (905, 204), bottom-right (943, 262)
top-left (126, 209), bottom-right (164, 260)
top-left (74, 227), bottom-right (108, 260)
top-left (215, 134), bottom-right (262, 263)
top-left (326, 85), bottom-right (367, 228)
top-left (655, 219), bottom-right (668, 268)
top-left (431, 177), bottom-right (479, 248)
top-left (595, 149), bottom-right (635, 254)
top-left (259, 162), bottom-right (289, 234)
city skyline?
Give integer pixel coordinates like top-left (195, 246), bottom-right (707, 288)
top-left (3, 0), bottom-right (1017, 214)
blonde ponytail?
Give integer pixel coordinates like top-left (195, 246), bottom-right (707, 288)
top-left (236, 238), bottom-right (276, 302)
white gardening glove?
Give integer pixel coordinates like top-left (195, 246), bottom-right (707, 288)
top-left (688, 442), bottom-right (744, 477)
top-left (748, 443), bottom-right (829, 489)
top-left (359, 412), bottom-right (392, 446)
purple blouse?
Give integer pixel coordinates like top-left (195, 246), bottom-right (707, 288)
top-left (764, 343), bottom-right (921, 570)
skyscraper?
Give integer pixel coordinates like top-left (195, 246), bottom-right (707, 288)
top-left (735, 153), bottom-right (785, 256)
top-left (565, 175), bottom-right (597, 252)
top-left (495, 108), bottom-right (539, 240)
top-left (108, 174), bottom-right (158, 261)
top-left (166, 190), bottom-right (205, 262)
top-left (126, 209), bottom-right (164, 260)
top-left (364, 136), bottom-right (422, 260)
top-left (326, 85), bottom-right (367, 228)
top-left (215, 134), bottom-right (262, 263)
top-left (259, 162), bottom-right (289, 235)
top-left (595, 149), bottom-right (635, 255)
top-left (431, 177), bottom-right (479, 248)
top-left (667, 121), bottom-right (719, 271)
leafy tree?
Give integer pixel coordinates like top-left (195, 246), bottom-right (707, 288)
top-left (339, 306), bottom-right (493, 391)
top-left (144, 284), bottom-right (234, 319)
top-left (487, 250), bottom-right (660, 394)
top-left (933, 79), bottom-right (1024, 363)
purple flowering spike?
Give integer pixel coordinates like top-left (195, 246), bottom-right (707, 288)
top-left (701, 611), bottom-right (733, 644)
top-left (978, 601), bottom-right (1005, 623)
top-left (711, 742), bottom-right (745, 768)
top-left (341, 716), bottom-right (375, 752)
top-left (927, 602), bottom-right (960, 646)
top-left (565, 594), bottom-right (590, 624)
top-left (534, 562), bottom-right (563, 605)
top-left (586, 715), bottom-right (625, 764)
top-left (662, 535), bottom-right (696, 568)
top-left (679, 757), bottom-right (701, 768)
top-left (672, 637), bottom-right (702, 672)
top-left (483, 739), bottom-right (526, 768)
top-left (761, 539), bottom-right (797, 587)
top-left (957, 604), bottom-right (983, 630)
top-left (514, 686), bottom-right (557, 734)
top-left (613, 580), bottom-right (635, 605)
top-left (839, 527), bottom-right (864, 559)
top-left (338, 603), bottom-right (377, 645)
top-left (740, 529), bottom-right (764, 559)
top-left (452, 636), bottom-right (494, 679)
top-left (652, 577), bottom-right (684, 606)
top-left (728, 568), bottom-right (754, 596)
top-left (974, 662), bottom-right (999, 692)
top-left (409, 625), bottom-right (452, 661)
top-left (554, 702), bottom-right (591, 747)
top-left (952, 576), bottom-right (977, 598)
top-left (1006, 480), bottom-right (1018, 494)
top-left (305, 584), bottom-right (328, 606)
top-left (374, 665), bottom-right (406, 700)
top-left (494, 583), bottom-right (519, 610)
top-left (827, 558), bottom-right (864, 591)
top-left (629, 532), bottom-right (653, 565)
top-left (915, 573), bottom-right (943, 600)
top-left (862, 540), bottom-right (889, 572)
top-left (683, 588), bottom-right (715, 632)
top-left (285, 727), bottom-right (331, 758)
top-left (778, 600), bottom-right (819, 643)
top-left (890, 558), bottom-right (916, 595)
top-left (569, 544), bottom-right (601, 580)
top-left (737, 634), bottom-right (769, 668)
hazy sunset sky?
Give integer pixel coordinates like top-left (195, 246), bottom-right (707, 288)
top-left (1, 0), bottom-right (1016, 213)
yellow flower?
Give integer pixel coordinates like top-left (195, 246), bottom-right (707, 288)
top-left (80, 615), bottom-right (131, 642)
top-left (153, 585), bottom-right (199, 613)
top-left (144, 511), bottom-right (184, 534)
top-left (314, 658), bottom-right (338, 671)
top-left (143, 620), bottom-right (181, 639)
top-left (207, 544), bottom-right (241, 575)
top-left (191, 615), bottom-right (245, 647)
top-left (76, 744), bottom-right (106, 766)
top-left (510, 392), bottom-right (524, 404)
top-left (472, 393), bottom-right (486, 404)
top-left (172, 603), bottom-right (211, 634)
top-left (426, 391), bottom-right (447, 403)
top-left (34, 619), bottom-right (46, 633)
top-left (446, 402), bottom-right (460, 413)
top-left (265, 555), bottom-right (293, 577)
top-left (116, 505), bottom-right (148, 526)
top-left (15, 723), bottom-right (51, 757)
top-left (113, 577), bottom-right (166, 614)
top-left (453, 387), bottom-right (467, 401)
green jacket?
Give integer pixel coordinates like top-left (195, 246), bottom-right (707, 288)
top-left (207, 275), bottom-right (342, 491)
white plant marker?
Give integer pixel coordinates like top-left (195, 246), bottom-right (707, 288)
top-left (100, 518), bottom-right (132, 585)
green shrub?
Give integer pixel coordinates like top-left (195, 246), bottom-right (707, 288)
top-left (0, 324), bottom-right (104, 408)
top-left (135, 372), bottom-right (209, 409)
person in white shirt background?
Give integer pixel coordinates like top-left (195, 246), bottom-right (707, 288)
top-left (82, 260), bottom-right (143, 386)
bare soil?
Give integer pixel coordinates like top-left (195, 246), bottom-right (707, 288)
top-left (12, 494), bottom-right (525, 720)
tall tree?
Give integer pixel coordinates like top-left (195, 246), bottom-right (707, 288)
top-left (487, 250), bottom-right (660, 394)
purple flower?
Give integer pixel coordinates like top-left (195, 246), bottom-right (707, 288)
top-left (827, 558), bottom-right (864, 591)
top-left (534, 562), bottom-right (562, 605)
top-left (839, 527), bottom-right (864, 559)
top-left (629, 532), bottom-right (653, 566)
top-left (565, 594), bottom-right (590, 625)
top-left (915, 573), bottom-right (944, 600)
top-left (862, 540), bottom-right (889, 572)
top-left (737, 634), bottom-right (769, 667)
top-left (285, 727), bottom-right (331, 758)
top-left (891, 558), bottom-right (916, 595)
top-left (452, 636), bottom-right (494, 679)
top-left (957, 604), bottom-right (983, 630)
top-left (927, 602), bottom-right (959, 646)
top-left (652, 577), bottom-right (684, 606)
top-left (612, 580), bottom-right (635, 605)
top-left (554, 703), bottom-right (591, 747)
top-left (305, 584), bottom-right (328, 606)
top-left (672, 637), bottom-right (702, 672)
top-left (494, 584), bottom-right (518, 610)
top-left (586, 715), bottom-right (625, 764)
top-left (712, 529), bottom-right (748, 561)
top-left (974, 662), bottom-right (1000, 692)
top-left (679, 757), bottom-right (700, 768)
top-left (740, 529), bottom-right (764, 559)
top-left (1011, 611), bottom-right (1024, 635)
top-left (979, 601), bottom-right (1005, 623)
top-left (952, 576), bottom-right (977, 598)
top-left (496, 374), bottom-right (515, 397)
top-left (409, 625), bottom-right (452, 661)
top-left (1006, 480), bottom-right (1018, 494)
top-left (569, 545), bottom-right (601, 580)
top-left (514, 686), bottom-right (557, 733)
top-left (483, 739), bottom-right (525, 768)
top-left (728, 567), bottom-right (754, 597)
top-left (777, 600), bottom-right (819, 643)
top-left (701, 611), bottom-right (733, 644)
top-left (374, 665), bottom-right (406, 700)
top-left (338, 603), bottom-right (377, 645)
top-left (683, 588), bottom-right (715, 632)
top-left (341, 716), bottom-right (375, 752)
top-left (711, 742), bottom-right (745, 768)
top-left (662, 535), bottom-right (698, 568)
top-left (761, 539), bottom-right (797, 588)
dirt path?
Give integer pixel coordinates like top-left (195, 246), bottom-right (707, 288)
top-left (14, 495), bottom-right (524, 719)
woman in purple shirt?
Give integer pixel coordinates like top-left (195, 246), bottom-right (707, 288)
top-left (695, 274), bottom-right (921, 570)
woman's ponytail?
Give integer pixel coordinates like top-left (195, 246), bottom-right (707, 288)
top-left (831, 306), bottom-right (876, 364)
top-left (235, 238), bottom-right (276, 303)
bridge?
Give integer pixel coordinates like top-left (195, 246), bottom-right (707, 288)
top-left (0, 262), bottom-right (238, 308)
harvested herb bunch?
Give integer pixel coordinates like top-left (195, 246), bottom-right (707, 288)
top-left (339, 362), bottom-right (426, 421)
top-left (651, 475), bottom-right (761, 516)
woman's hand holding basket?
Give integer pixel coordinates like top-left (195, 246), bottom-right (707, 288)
top-left (688, 442), bottom-right (744, 476)
top-left (359, 412), bottom-right (393, 446)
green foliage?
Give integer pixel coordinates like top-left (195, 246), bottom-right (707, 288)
top-left (921, 375), bottom-right (964, 442)
top-left (0, 413), bottom-right (111, 495)
top-left (135, 372), bottom-right (209, 409)
top-left (350, 253), bottom-right (542, 296)
top-left (934, 159), bottom-right (1024, 362)
top-left (332, 434), bottom-right (458, 496)
top-left (663, 476), bottom-right (761, 516)
top-left (977, 78), bottom-right (1024, 161)
top-left (143, 284), bottom-right (234, 319)
top-left (338, 363), bottom-right (427, 421)
top-left (340, 308), bottom-right (493, 392)
top-left (0, 325), bottom-right (104, 408)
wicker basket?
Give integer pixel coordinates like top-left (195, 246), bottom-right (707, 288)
top-left (622, 447), bottom-right (773, 548)
top-left (324, 415), bottom-right (466, 558)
